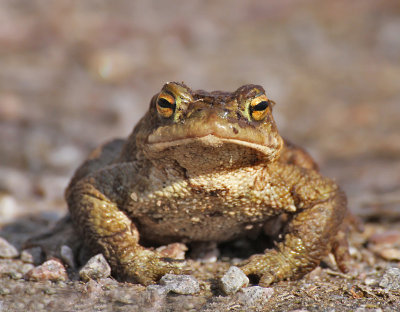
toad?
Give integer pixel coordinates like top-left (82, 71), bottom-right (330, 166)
top-left (66, 82), bottom-right (350, 286)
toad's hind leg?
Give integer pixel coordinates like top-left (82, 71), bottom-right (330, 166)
top-left (240, 178), bottom-right (347, 286)
top-left (66, 163), bottom-right (184, 285)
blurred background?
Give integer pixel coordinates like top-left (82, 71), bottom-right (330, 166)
top-left (0, 0), bottom-right (399, 225)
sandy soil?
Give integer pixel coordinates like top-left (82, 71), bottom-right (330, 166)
top-left (1, 1), bottom-right (399, 311)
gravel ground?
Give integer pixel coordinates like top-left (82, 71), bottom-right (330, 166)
top-left (1, 1), bottom-right (399, 311)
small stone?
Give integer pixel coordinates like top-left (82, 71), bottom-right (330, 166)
top-left (159, 274), bottom-right (200, 295)
top-left (375, 248), bottom-right (400, 261)
top-left (156, 243), bottom-right (187, 260)
top-left (307, 266), bottom-right (323, 280)
top-left (60, 245), bottom-right (75, 269)
top-left (9, 271), bottom-right (23, 280)
top-left (237, 286), bottom-right (274, 305)
top-left (146, 284), bottom-right (170, 296)
top-left (25, 259), bottom-right (68, 282)
top-left (364, 277), bottom-right (379, 286)
top-left (44, 287), bottom-right (56, 295)
top-left (79, 254), bottom-right (111, 282)
top-left (369, 230), bottom-right (400, 246)
top-left (21, 247), bottom-right (43, 265)
top-left (220, 266), bottom-right (249, 295)
top-left (379, 267), bottom-right (400, 290)
top-left (0, 237), bottom-right (19, 258)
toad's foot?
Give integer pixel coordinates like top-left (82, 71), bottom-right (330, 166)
top-left (239, 247), bottom-right (313, 286)
top-left (239, 187), bottom-right (347, 286)
top-left (119, 248), bottom-right (186, 285)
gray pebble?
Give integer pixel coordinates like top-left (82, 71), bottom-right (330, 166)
top-left (9, 271), bottom-right (23, 280)
top-left (237, 286), bottom-right (274, 305)
top-left (159, 274), bottom-right (200, 295)
top-left (146, 284), bottom-right (170, 296)
top-left (0, 237), bottom-right (19, 258)
top-left (364, 276), bottom-right (378, 286)
top-left (60, 245), bottom-right (75, 269)
top-left (220, 266), bottom-right (249, 295)
top-left (379, 267), bottom-right (400, 290)
top-left (79, 254), bottom-right (111, 282)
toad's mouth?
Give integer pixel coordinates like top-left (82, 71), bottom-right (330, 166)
top-left (146, 133), bottom-right (282, 171)
top-left (146, 119), bottom-right (283, 161)
top-left (148, 134), bottom-right (275, 154)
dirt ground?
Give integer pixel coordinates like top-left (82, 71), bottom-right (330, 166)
top-left (1, 1), bottom-right (400, 311)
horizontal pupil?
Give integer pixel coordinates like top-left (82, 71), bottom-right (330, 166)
top-left (252, 101), bottom-right (269, 111)
top-left (158, 98), bottom-right (175, 109)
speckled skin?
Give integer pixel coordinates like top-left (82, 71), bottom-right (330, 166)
top-left (66, 82), bottom-right (349, 286)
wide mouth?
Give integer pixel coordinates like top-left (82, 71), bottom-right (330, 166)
top-left (146, 122), bottom-right (282, 161)
top-left (148, 111), bottom-right (272, 144)
top-left (144, 132), bottom-right (283, 174)
top-left (148, 133), bottom-right (273, 153)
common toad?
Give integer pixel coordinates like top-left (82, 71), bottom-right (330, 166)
top-left (66, 82), bottom-right (350, 285)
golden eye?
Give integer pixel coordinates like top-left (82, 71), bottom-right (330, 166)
top-left (249, 95), bottom-right (270, 121)
top-left (156, 92), bottom-right (176, 118)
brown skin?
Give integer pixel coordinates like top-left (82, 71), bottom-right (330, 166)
top-left (66, 82), bottom-right (349, 286)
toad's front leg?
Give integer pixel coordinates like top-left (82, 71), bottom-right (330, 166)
top-left (239, 168), bottom-right (348, 286)
top-left (66, 163), bottom-right (184, 285)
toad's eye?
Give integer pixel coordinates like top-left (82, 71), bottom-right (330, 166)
top-left (156, 93), bottom-right (176, 118)
top-left (249, 95), bottom-right (270, 121)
